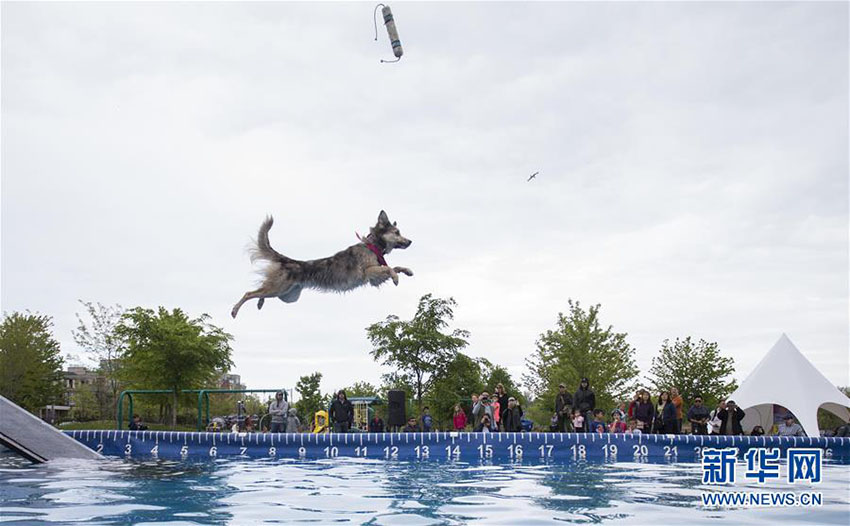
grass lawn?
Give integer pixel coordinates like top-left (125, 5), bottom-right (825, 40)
top-left (58, 420), bottom-right (197, 431)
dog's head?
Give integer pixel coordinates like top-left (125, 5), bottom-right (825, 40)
top-left (370, 210), bottom-right (412, 252)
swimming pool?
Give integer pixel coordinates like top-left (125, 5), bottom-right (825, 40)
top-left (1, 450), bottom-right (848, 525)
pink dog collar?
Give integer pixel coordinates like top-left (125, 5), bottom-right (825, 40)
top-left (356, 232), bottom-right (388, 266)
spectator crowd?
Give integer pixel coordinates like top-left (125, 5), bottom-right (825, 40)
top-left (545, 380), bottom-right (808, 437)
top-left (201, 383), bottom-right (831, 437)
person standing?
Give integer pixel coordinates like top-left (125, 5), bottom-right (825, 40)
top-left (574, 378), bottom-right (596, 425)
top-left (654, 391), bottom-right (677, 434)
top-left (330, 390), bottom-right (354, 433)
top-left (453, 404), bottom-right (467, 431)
top-left (285, 409), bottom-right (300, 433)
top-left (471, 394), bottom-right (481, 430)
top-left (612, 401), bottom-right (627, 424)
top-left (268, 391), bottom-right (289, 433)
top-left (495, 384), bottom-right (510, 430)
top-left (627, 390), bottom-right (641, 420)
top-left (633, 390), bottom-right (655, 433)
top-left (708, 401), bottom-right (725, 435)
top-left (571, 408), bottom-right (585, 433)
top-left (503, 397), bottom-right (524, 432)
top-left (716, 400), bottom-right (746, 436)
top-left (686, 396), bottom-right (710, 435)
top-left (369, 413), bottom-right (385, 432)
top-left (671, 388), bottom-right (684, 434)
top-left (589, 410), bottom-right (607, 433)
top-left (421, 407), bottom-right (433, 432)
top-left (473, 392), bottom-right (495, 430)
top-left (609, 411), bottom-right (627, 433)
top-left (491, 396), bottom-right (502, 431)
top-left (554, 383), bottom-right (572, 432)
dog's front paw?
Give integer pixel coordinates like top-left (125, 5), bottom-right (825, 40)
top-left (390, 269), bottom-right (399, 286)
top-left (394, 266), bottom-right (414, 277)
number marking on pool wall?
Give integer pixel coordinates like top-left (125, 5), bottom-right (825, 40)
top-left (65, 431), bottom-right (850, 463)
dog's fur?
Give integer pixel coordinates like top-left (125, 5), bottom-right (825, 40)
top-left (231, 210), bottom-right (413, 318)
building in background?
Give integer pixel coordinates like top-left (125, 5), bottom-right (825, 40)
top-left (219, 373), bottom-right (245, 390)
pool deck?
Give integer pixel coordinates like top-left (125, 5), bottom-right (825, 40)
top-left (66, 430), bottom-right (850, 463)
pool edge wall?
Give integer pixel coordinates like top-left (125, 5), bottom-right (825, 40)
top-left (65, 430), bottom-right (850, 463)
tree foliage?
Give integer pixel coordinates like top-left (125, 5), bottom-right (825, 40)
top-left (648, 337), bottom-right (737, 409)
top-left (116, 307), bottom-right (233, 426)
top-left (524, 300), bottom-right (638, 414)
top-left (72, 300), bottom-right (125, 418)
top-left (367, 294), bottom-right (469, 410)
top-left (70, 382), bottom-right (100, 421)
top-left (818, 386), bottom-right (850, 432)
top-left (295, 372), bottom-right (327, 424)
top-left (342, 381), bottom-right (379, 398)
top-left (426, 353), bottom-right (485, 427)
top-left (0, 312), bottom-right (65, 413)
top-left (479, 359), bottom-right (525, 404)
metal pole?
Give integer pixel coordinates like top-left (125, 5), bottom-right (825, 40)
top-left (197, 390), bottom-right (204, 432)
top-left (117, 391), bottom-right (127, 430)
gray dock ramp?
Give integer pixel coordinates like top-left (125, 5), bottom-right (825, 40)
top-left (0, 395), bottom-right (101, 462)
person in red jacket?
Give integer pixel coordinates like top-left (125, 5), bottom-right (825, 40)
top-left (453, 403), bottom-right (467, 431)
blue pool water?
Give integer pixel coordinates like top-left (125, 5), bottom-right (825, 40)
top-left (0, 451), bottom-right (848, 525)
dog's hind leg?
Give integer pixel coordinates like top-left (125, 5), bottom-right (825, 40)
top-left (232, 285), bottom-right (277, 318)
top-left (278, 284), bottom-right (303, 303)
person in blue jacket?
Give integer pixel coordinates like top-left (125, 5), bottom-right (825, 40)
top-left (421, 407), bottom-right (433, 432)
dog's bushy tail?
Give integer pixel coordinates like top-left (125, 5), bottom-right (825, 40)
top-left (251, 216), bottom-right (293, 264)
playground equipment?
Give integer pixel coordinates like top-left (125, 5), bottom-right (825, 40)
top-left (350, 396), bottom-right (383, 431)
top-left (116, 388), bottom-right (290, 431)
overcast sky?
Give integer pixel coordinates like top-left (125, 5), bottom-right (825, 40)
top-left (2, 2), bottom-right (848, 399)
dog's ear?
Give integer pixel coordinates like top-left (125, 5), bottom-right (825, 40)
top-left (378, 210), bottom-right (390, 225)
top-left (393, 221), bottom-right (397, 226)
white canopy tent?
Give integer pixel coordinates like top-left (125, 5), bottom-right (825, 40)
top-left (726, 334), bottom-right (850, 437)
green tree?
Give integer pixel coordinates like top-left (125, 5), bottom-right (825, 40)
top-left (0, 312), bottom-right (65, 413)
top-left (479, 359), bottom-right (525, 405)
top-left (524, 300), bottom-right (638, 415)
top-left (342, 381), bottom-right (379, 398)
top-left (70, 382), bottom-right (100, 421)
top-left (426, 353), bottom-right (485, 427)
top-left (648, 337), bottom-right (737, 410)
top-left (72, 300), bottom-right (125, 418)
top-left (818, 387), bottom-right (850, 432)
top-left (367, 294), bottom-right (469, 411)
top-left (116, 307), bottom-right (233, 427)
top-left (295, 372), bottom-right (326, 424)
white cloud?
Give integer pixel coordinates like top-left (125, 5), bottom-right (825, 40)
top-left (2, 2), bottom-right (847, 400)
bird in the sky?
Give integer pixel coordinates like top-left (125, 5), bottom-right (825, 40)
top-left (527, 171), bottom-right (539, 182)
